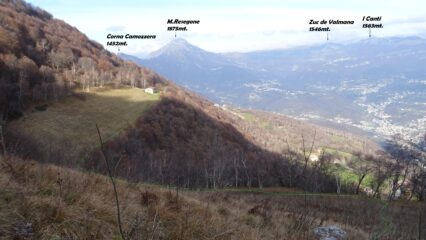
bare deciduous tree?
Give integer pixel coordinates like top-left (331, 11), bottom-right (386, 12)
top-left (348, 152), bottom-right (372, 195)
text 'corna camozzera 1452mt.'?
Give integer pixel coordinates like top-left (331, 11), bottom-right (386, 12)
top-left (106, 34), bottom-right (156, 46)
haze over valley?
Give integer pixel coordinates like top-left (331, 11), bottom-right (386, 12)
top-left (122, 37), bottom-right (426, 143)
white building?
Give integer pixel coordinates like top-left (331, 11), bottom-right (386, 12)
top-left (144, 87), bottom-right (155, 94)
top-left (309, 154), bottom-right (319, 162)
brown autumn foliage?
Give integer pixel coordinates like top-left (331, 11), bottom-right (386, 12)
top-left (86, 85), bottom-right (348, 192)
top-left (0, 0), bottom-right (166, 120)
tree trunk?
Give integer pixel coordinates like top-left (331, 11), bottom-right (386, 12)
top-left (335, 176), bottom-right (341, 195)
top-left (373, 182), bottom-right (382, 198)
top-left (0, 125), bottom-right (6, 156)
top-left (356, 174), bottom-right (366, 194)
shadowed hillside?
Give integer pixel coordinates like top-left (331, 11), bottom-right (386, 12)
top-left (86, 86), bottom-right (347, 192)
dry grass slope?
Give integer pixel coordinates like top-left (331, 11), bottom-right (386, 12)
top-left (187, 190), bottom-right (426, 240)
top-left (1, 157), bottom-right (424, 239)
top-left (0, 157), bottom-right (240, 239)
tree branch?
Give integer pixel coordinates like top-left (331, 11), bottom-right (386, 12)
top-left (96, 124), bottom-right (126, 240)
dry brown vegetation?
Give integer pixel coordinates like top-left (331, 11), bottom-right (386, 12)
top-left (187, 190), bottom-right (426, 240)
top-left (1, 157), bottom-right (425, 239)
top-left (0, 156), bottom-right (243, 239)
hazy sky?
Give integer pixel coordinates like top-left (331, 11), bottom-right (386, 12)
top-left (28, 0), bottom-right (426, 56)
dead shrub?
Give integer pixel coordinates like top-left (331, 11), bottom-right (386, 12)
top-left (140, 190), bottom-right (159, 206)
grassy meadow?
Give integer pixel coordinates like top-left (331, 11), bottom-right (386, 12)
top-left (8, 87), bottom-right (159, 163)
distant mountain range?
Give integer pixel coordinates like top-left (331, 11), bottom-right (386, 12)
top-left (120, 37), bottom-right (426, 142)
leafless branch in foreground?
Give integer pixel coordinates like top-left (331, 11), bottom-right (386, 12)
top-left (96, 124), bottom-right (127, 240)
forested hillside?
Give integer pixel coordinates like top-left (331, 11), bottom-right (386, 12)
top-left (0, 0), bottom-right (165, 120)
top-left (89, 86), bottom-right (339, 190)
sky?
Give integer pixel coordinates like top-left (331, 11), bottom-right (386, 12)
top-left (27, 0), bottom-right (426, 57)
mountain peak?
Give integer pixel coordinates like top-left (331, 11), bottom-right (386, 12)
top-left (169, 38), bottom-right (191, 45)
top-left (149, 38), bottom-right (206, 58)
